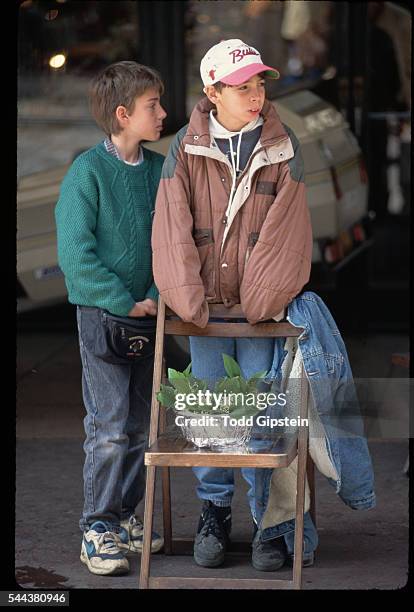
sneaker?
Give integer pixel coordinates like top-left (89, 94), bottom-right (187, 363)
top-left (251, 529), bottom-right (287, 572)
top-left (118, 515), bottom-right (164, 553)
top-left (80, 521), bottom-right (129, 576)
top-left (286, 551), bottom-right (315, 567)
top-left (193, 501), bottom-right (232, 568)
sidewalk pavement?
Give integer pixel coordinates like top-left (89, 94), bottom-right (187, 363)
top-left (16, 328), bottom-right (409, 590)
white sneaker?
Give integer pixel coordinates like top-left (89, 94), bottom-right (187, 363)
top-left (119, 515), bottom-right (164, 553)
top-left (80, 521), bottom-right (129, 575)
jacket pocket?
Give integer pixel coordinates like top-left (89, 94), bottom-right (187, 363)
top-left (193, 228), bottom-right (214, 247)
top-left (305, 353), bottom-right (343, 377)
top-left (193, 228), bottom-right (215, 298)
top-left (256, 181), bottom-right (277, 197)
top-left (245, 232), bottom-right (260, 264)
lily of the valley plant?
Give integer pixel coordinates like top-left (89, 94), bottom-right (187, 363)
top-left (157, 354), bottom-right (268, 419)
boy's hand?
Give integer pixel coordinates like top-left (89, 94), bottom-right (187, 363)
top-left (128, 299), bottom-right (158, 317)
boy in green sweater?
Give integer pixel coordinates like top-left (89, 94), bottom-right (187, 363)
top-left (55, 61), bottom-right (167, 576)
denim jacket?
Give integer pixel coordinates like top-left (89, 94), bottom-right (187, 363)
top-left (255, 291), bottom-right (376, 539)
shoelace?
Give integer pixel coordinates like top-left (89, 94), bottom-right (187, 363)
top-left (128, 515), bottom-right (143, 529)
top-left (200, 507), bottom-right (227, 540)
top-left (96, 531), bottom-right (120, 553)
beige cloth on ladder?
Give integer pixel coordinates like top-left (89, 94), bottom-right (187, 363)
top-left (262, 337), bottom-right (338, 530)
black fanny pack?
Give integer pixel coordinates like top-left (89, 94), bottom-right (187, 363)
top-left (100, 312), bottom-right (156, 365)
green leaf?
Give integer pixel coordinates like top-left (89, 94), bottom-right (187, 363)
top-left (187, 375), bottom-right (207, 392)
top-left (156, 385), bottom-right (177, 408)
top-left (226, 376), bottom-right (247, 394)
top-left (166, 368), bottom-right (193, 393)
top-left (170, 379), bottom-right (193, 393)
top-left (247, 369), bottom-right (268, 384)
top-left (168, 368), bottom-right (186, 380)
top-left (222, 354), bottom-right (242, 378)
top-left (183, 362), bottom-right (192, 376)
top-left (214, 377), bottom-right (227, 393)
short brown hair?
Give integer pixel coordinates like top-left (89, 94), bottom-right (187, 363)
top-left (89, 61), bottom-right (164, 136)
top-left (213, 82), bottom-right (228, 93)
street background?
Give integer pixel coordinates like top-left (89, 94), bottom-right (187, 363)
top-left (16, 0), bottom-right (411, 591)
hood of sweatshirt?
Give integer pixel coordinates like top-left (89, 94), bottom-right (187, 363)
top-left (208, 110), bottom-right (264, 177)
top-left (208, 110), bottom-right (264, 227)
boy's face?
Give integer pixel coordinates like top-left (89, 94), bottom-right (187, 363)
top-left (116, 88), bottom-right (167, 142)
top-left (205, 74), bottom-right (266, 132)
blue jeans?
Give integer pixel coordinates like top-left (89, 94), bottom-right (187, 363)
top-left (190, 334), bottom-right (318, 554)
top-left (265, 512), bottom-right (318, 556)
top-left (189, 335), bottom-right (275, 517)
top-left (77, 306), bottom-right (153, 533)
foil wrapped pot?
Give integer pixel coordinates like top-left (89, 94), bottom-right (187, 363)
top-left (175, 409), bottom-right (252, 450)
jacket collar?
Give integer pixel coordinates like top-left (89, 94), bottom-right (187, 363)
top-left (183, 97), bottom-right (289, 148)
top-left (209, 109), bottom-right (263, 139)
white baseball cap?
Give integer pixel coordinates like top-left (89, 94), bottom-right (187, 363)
top-left (200, 39), bottom-right (280, 88)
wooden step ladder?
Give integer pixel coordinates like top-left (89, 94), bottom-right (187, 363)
top-left (139, 297), bottom-right (315, 590)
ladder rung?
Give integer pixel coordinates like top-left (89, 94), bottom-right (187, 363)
top-left (147, 576), bottom-right (296, 589)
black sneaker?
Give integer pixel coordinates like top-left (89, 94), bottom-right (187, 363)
top-left (193, 501), bottom-right (231, 568)
top-left (286, 551), bottom-right (315, 567)
top-left (251, 529), bottom-right (287, 572)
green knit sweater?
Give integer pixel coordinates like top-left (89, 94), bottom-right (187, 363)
top-left (55, 142), bottom-right (164, 316)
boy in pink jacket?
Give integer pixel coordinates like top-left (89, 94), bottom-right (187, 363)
top-left (152, 39), bottom-right (315, 570)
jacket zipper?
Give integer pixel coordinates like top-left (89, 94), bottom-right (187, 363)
top-left (221, 134), bottom-right (290, 234)
top-left (233, 135), bottom-right (289, 186)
